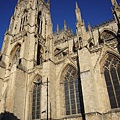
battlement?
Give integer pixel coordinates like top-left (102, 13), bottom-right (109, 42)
top-left (92, 18), bottom-right (115, 30)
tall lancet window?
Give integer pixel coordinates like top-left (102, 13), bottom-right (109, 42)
top-left (63, 65), bottom-right (81, 115)
top-left (20, 10), bottom-right (28, 32)
top-left (37, 11), bottom-right (42, 34)
top-left (32, 79), bottom-right (41, 119)
top-left (103, 54), bottom-right (120, 108)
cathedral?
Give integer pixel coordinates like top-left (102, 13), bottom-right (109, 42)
top-left (0, 0), bottom-right (120, 119)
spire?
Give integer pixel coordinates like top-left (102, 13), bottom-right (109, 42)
top-left (88, 23), bottom-right (95, 45)
top-left (64, 20), bottom-right (67, 30)
top-left (88, 23), bottom-right (93, 39)
top-left (76, 2), bottom-right (79, 9)
top-left (68, 25), bottom-right (70, 31)
top-left (111, 0), bottom-right (118, 6)
top-left (75, 2), bottom-right (87, 44)
top-left (88, 23), bottom-right (91, 31)
top-left (75, 2), bottom-right (82, 22)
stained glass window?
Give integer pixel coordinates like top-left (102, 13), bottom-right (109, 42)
top-left (103, 54), bottom-right (120, 108)
top-left (63, 66), bottom-right (81, 115)
top-left (101, 30), bottom-right (116, 41)
top-left (32, 79), bottom-right (41, 119)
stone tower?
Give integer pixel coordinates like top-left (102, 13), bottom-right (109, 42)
top-left (0, 0), bottom-right (120, 120)
top-left (0, 0), bottom-right (54, 119)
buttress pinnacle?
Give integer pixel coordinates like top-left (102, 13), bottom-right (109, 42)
top-left (75, 2), bottom-right (82, 22)
top-left (111, 0), bottom-right (118, 6)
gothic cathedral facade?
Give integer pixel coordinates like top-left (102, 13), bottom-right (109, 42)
top-left (0, 0), bottom-right (120, 120)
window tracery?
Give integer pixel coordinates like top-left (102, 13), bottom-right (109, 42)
top-left (20, 12), bottom-right (28, 31)
top-left (103, 54), bottom-right (120, 108)
top-left (101, 30), bottom-right (116, 42)
top-left (63, 65), bottom-right (81, 115)
top-left (32, 79), bottom-right (41, 119)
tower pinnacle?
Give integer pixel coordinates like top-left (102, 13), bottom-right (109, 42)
top-left (75, 2), bottom-right (82, 22)
top-left (57, 24), bottom-right (59, 33)
top-left (64, 20), bottom-right (67, 30)
top-left (88, 23), bottom-right (93, 39)
top-left (111, 0), bottom-right (118, 6)
top-left (76, 2), bottom-right (79, 9)
top-left (47, 0), bottom-right (50, 6)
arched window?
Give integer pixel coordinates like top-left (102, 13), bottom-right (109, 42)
top-left (32, 79), bottom-right (41, 119)
top-left (10, 45), bottom-right (21, 67)
top-left (103, 54), bottom-right (120, 108)
top-left (101, 30), bottom-right (116, 42)
top-left (63, 65), bottom-right (81, 115)
top-left (20, 10), bottom-right (28, 32)
top-left (37, 11), bottom-right (42, 34)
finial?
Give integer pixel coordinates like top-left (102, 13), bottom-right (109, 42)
top-left (88, 23), bottom-right (92, 32)
top-left (76, 2), bottom-right (79, 9)
top-left (64, 20), bottom-right (67, 30)
top-left (75, 2), bottom-right (82, 22)
top-left (88, 23), bottom-right (94, 40)
top-left (47, 0), bottom-right (50, 4)
top-left (111, 0), bottom-right (118, 6)
top-left (57, 24), bottom-right (59, 33)
top-left (71, 29), bottom-right (73, 33)
top-left (68, 25), bottom-right (70, 31)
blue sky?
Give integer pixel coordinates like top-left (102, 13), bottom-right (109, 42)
top-left (0, 0), bottom-right (119, 50)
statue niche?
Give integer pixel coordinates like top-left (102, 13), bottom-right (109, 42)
top-left (9, 45), bottom-right (21, 68)
top-left (37, 44), bottom-right (44, 65)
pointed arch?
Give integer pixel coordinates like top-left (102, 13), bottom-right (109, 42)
top-left (9, 43), bottom-right (21, 67)
top-left (61, 64), bottom-right (77, 81)
top-left (60, 63), bottom-right (77, 82)
top-left (100, 28), bottom-right (117, 35)
top-left (61, 64), bottom-right (81, 115)
top-left (30, 74), bottom-right (42, 120)
top-left (89, 42), bottom-right (94, 48)
top-left (100, 51), bottom-right (120, 108)
top-left (100, 29), bottom-right (117, 42)
top-left (28, 74), bottom-right (42, 92)
top-left (100, 51), bottom-right (120, 72)
top-left (10, 43), bottom-right (21, 56)
top-left (20, 9), bottom-right (28, 32)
